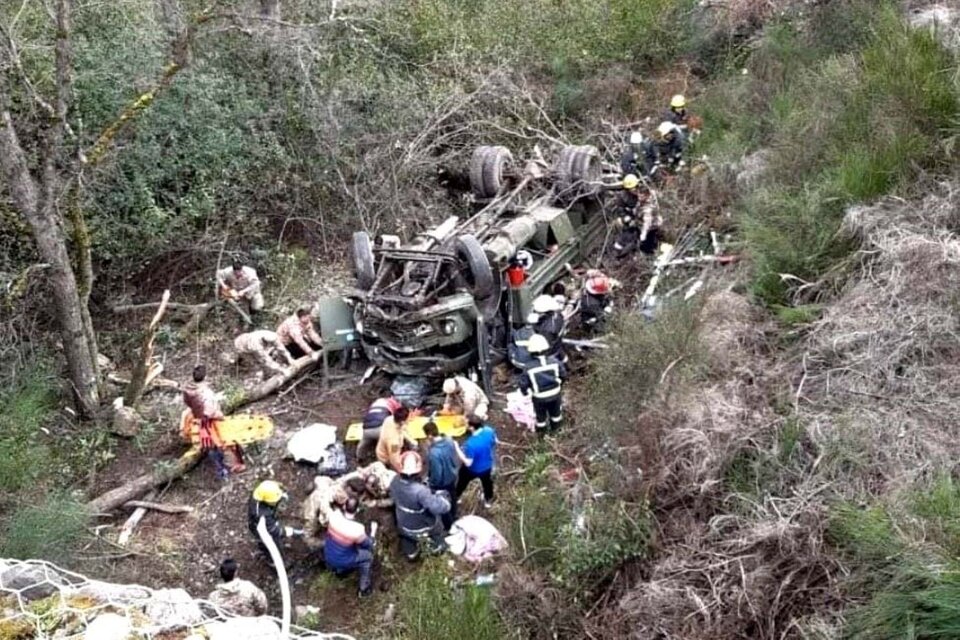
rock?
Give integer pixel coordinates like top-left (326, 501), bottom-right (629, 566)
top-left (295, 604), bottom-right (319, 620)
top-left (110, 406), bottom-right (142, 438)
top-left (76, 580), bottom-right (152, 606)
top-left (84, 613), bottom-right (131, 640)
top-left (0, 563), bottom-right (65, 601)
top-left (910, 5), bottom-right (960, 51)
top-left (205, 617), bottom-right (281, 640)
top-left (144, 588), bottom-right (203, 628)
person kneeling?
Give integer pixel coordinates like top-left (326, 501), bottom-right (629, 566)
top-left (324, 498), bottom-right (377, 598)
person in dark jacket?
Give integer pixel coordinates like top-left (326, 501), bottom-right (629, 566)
top-left (389, 452), bottom-right (451, 560)
top-left (664, 94), bottom-right (689, 129)
top-left (579, 271), bottom-right (618, 333)
top-left (247, 480), bottom-right (302, 560)
top-left (424, 421), bottom-right (459, 530)
top-left (620, 131), bottom-right (646, 176)
top-left (644, 122), bottom-right (685, 181)
top-left (532, 295), bottom-right (566, 362)
top-left (519, 334), bottom-right (569, 435)
top-left (324, 498), bottom-right (377, 597)
top-left (508, 313), bottom-right (539, 370)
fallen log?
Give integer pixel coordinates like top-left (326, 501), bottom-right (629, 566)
top-left (117, 490), bottom-right (156, 547)
top-left (107, 372), bottom-right (180, 392)
top-left (224, 352), bottom-right (321, 413)
top-left (124, 290), bottom-right (171, 408)
top-left (121, 500), bottom-right (194, 514)
top-left (88, 448), bottom-right (203, 514)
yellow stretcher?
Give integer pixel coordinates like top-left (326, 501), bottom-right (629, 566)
top-left (344, 414), bottom-right (467, 442)
top-left (179, 409), bottom-right (274, 447)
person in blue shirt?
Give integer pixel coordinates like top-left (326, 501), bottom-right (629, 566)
top-left (453, 412), bottom-right (498, 509)
top-left (424, 421), bottom-right (459, 529)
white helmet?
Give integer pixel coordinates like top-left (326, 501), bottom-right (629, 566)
top-left (629, 131), bottom-right (644, 145)
top-left (400, 451), bottom-right (423, 475)
top-left (655, 121), bottom-right (676, 140)
top-left (526, 311), bottom-right (541, 325)
top-left (532, 295), bottom-right (561, 314)
top-left (515, 250), bottom-right (534, 270)
top-left (442, 378), bottom-right (458, 395)
top-left (527, 334), bottom-right (550, 354)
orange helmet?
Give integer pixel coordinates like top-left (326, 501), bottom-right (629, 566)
top-left (585, 274), bottom-right (611, 296)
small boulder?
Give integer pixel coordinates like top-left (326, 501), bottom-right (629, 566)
top-left (205, 616), bottom-right (281, 640)
top-left (111, 406), bottom-right (142, 438)
top-left (0, 563), bottom-right (64, 601)
top-left (144, 588), bottom-right (203, 628)
top-left (84, 613), bottom-right (131, 640)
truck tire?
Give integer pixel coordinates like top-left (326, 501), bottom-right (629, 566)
top-left (482, 146), bottom-right (513, 198)
top-left (470, 146), bottom-right (492, 198)
top-left (470, 146), bottom-right (514, 199)
top-left (456, 234), bottom-right (495, 299)
top-left (553, 145), bottom-right (600, 203)
top-left (352, 231), bottom-right (376, 290)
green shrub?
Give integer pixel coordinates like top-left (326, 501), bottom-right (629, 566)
top-left (910, 474), bottom-right (960, 557)
top-left (394, 560), bottom-right (506, 640)
top-left (554, 498), bottom-right (652, 587)
top-left (580, 303), bottom-right (705, 442)
top-left (827, 502), bottom-right (902, 566)
top-left (0, 494), bottom-right (89, 563)
top-left (0, 365), bottom-right (56, 493)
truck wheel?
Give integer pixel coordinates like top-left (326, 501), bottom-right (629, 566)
top-left (352, 231), bottom-right (376, 290)
top-left (482, 146), bottom-right (514, 198)
top-left (553, 145), bottom-right (600, 202)
top-left (470, 146), bottom-right (514, 199)
top-left (456, 234), bottom-right (495, 299)
top-left (470, 146), bottom-right (492, 198)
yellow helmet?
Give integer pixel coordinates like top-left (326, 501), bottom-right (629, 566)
top-left (622, 174), bottom-right (640, 190)
top-left (253, 480), bottom-right (286, 505)
top-left (670, 94), bottom-right (686, 109)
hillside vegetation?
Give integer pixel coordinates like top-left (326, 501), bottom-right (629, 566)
top-left (3, 0), bottom-right (960, 638)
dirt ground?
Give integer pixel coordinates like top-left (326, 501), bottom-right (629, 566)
top-left (78, 313), bottom-right (535, 635)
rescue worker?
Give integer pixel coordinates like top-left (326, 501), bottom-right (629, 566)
top-left (441, 375), bottom-right (489, 420)
top-left (208, 558), bottom-right (268, 617)
top-left (276, 307), bottom-right (323, 360)
top-left (620, 131), bottom-right (646, 176)
top-left (217, 259), bottom-right (264, 317)
top-left (508, 312), bottom-right (539, 369)
top-left (614, 175), bottom-right (661, 257)
top-left (324, 498), bottom-right (377, 597)
top-left (453, 415), bottom-right (498, 509)
top-left (580, 271), bottom-right (619, 333)
top-left (389, 452), bottom-right (451, 561)
top-left (532, 295), bottom-right (566, 362)
top-left (247, 480), bottom-right (303, 559)
top-left (302, 461), bottom-right (397, 543)
top-left (424, 421), bottom-right (459, 530)
top-left (664, 94), bottom-right (689, 129)
top-left (376, 406), bottom-right (418, 473)
top-left (357, 396), bottom-right (403, 461)
top-left (519, 334), bottom-right (568, 435)
top-left (644, 122), bottom-right (685, 180)
top-left (233, 329), bottom-right (294, 376)
top-left (182, 364), bottom-right (243, 478)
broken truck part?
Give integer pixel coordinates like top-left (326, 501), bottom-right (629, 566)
top-left (347, 144), bottom-right (619, 377)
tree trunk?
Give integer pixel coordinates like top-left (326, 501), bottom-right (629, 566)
top-left (88, 448), bottom-right (203, 514)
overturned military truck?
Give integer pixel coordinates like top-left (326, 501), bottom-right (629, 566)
top-left (347, 144), bottom-right (617, 378)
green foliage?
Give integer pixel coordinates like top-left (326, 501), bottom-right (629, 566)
top-left (0, 364), bottom-right (56, 493)
top-left (554, 498), bottom-right (652, 586)
top-left (773, 303), bottom-right (822, 325)
top-left (0, 494), bottom-right (89, 564)
top-left (394, 560), bottom-right (506, 640)
top-left (580, 302), bottom-right (704, 441)
top-left (828, 502), bottom-right (902, 566)
top-left (909, 474), bottom-right (960, 557)
top-left (698, 3), bottom-right (960, 306)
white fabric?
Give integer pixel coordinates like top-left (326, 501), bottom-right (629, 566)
top-left (286, 423), bottom-right (338, 464)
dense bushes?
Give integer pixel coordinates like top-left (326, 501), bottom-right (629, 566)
top-left (699, 3), bottom-right (959, 304)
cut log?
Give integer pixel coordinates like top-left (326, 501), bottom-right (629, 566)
top-left (122, 500), bottom-right (194, 514)
top-left (223, 353), bottom-right (320, 413)
top-left (88, 448), bottom-right (203, 514)
top-left (124, 290), bottom-right (170, 408)
top-left (117, 490), bottom-right (156, 547)
top-left (107, 372), bottom-right (180, 392)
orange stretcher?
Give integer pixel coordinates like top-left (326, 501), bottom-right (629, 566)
top-left (180, 409), bottom-right (274, 447)
top-left (344, 414), bottom-right (467, 443)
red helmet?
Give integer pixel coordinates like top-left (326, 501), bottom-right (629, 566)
top-left (585, 274), bottom-right (610, 295)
